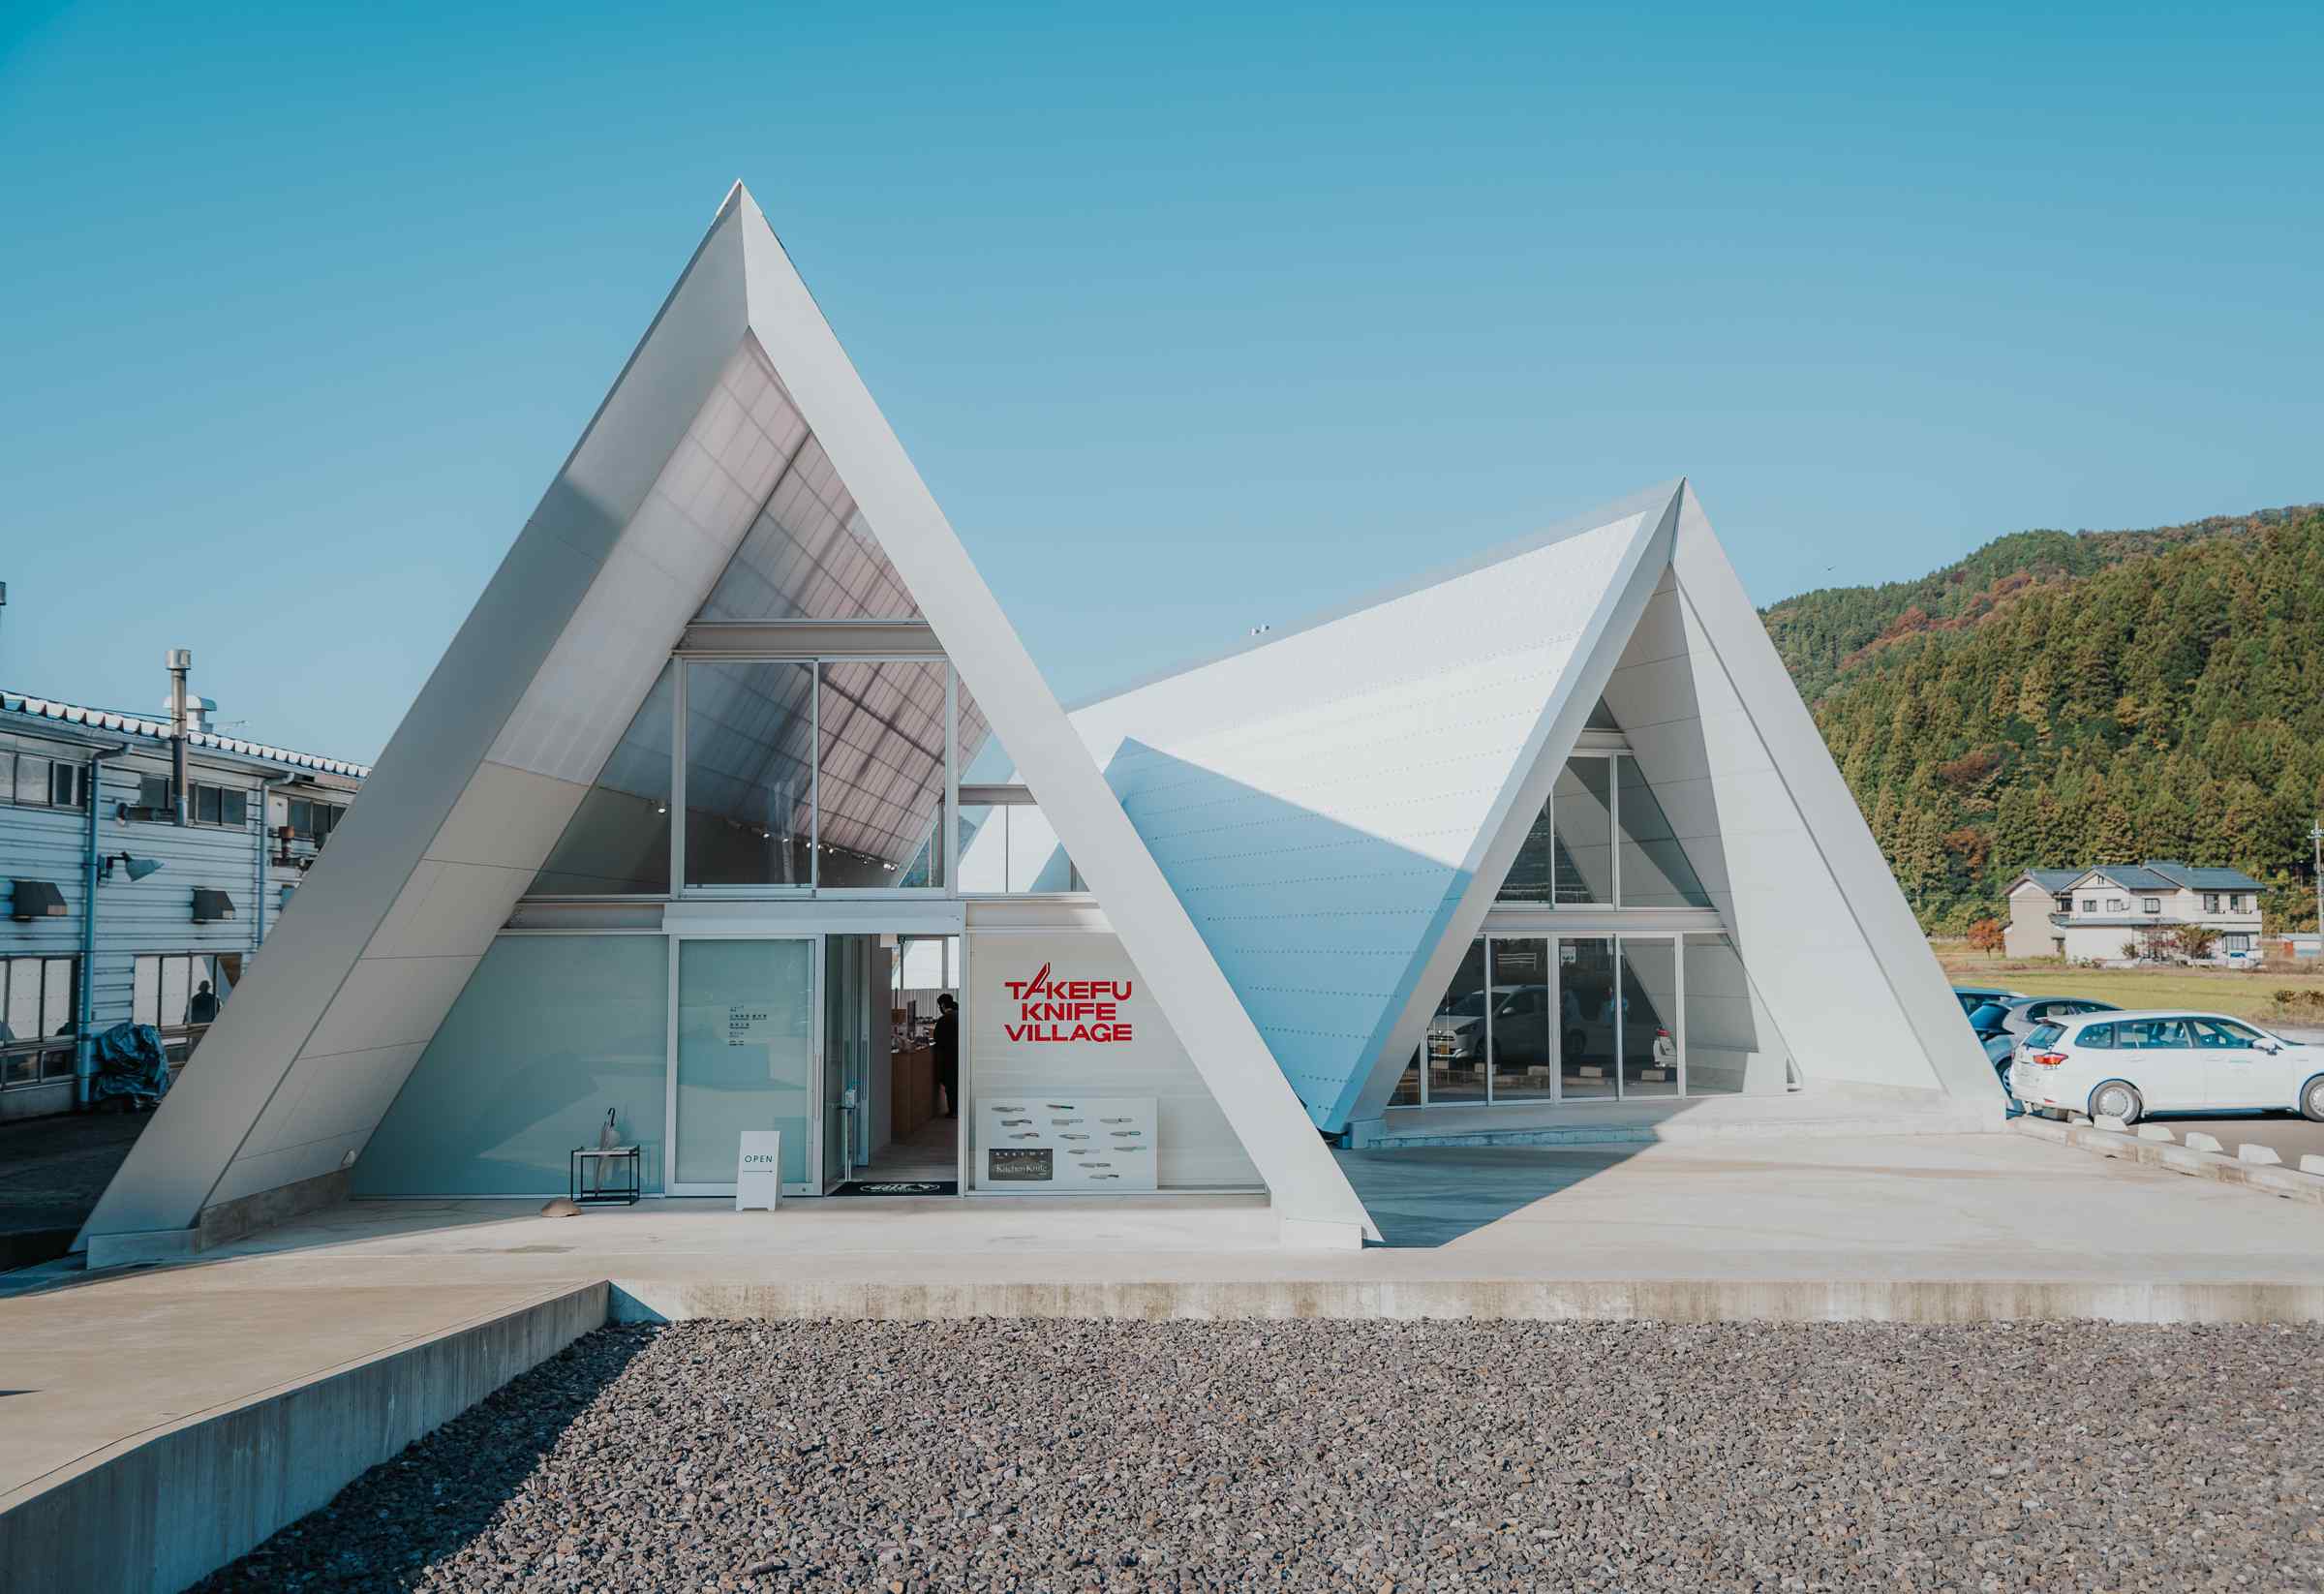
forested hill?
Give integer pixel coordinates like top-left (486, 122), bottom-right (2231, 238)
top-left (1760, 505), bottom-right (2324, 935)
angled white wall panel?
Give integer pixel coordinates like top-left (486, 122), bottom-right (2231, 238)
top-left (80, 199), bottom-right (760, 1242)
top-left (1657, 484), bottom-right (1996, 1102)
top-left (422, 763), bottom-right (590, 869)
top-left (363, 861), bottom-right (537, 962)
top-left (207, 1133), bottom-right (375, 1208)
top-left (243, 1042), bottom-right (428, 1160)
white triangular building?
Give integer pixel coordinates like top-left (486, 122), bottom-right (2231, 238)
top-left (81, 187), bottom-right (1995, 1259)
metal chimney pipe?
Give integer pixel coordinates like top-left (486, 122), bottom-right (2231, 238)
top-left (167, 648), bottom-right (192, 826)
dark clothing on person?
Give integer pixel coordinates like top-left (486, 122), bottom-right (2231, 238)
top-left (189, 990), bottom-right (220, 1026)
top-left (932, 1007), bottom-right (960, 1117)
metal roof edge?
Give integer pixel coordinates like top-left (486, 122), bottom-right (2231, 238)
top-left (1060, 478), bottom-right (1688, 713)
top-left (1, 690), bottom-right (372, 778)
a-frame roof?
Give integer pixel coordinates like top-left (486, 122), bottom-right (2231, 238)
top-left (1059, 481), bottom-right (1996, 1125)
top-left (82, 184), bottom-right (1378, 1247)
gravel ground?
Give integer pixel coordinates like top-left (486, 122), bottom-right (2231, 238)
top-left (197, 1319), bottom-right (2323, 1593)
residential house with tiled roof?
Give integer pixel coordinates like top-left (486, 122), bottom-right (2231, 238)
top-left (2002, 860), bottom-right (2265, 963)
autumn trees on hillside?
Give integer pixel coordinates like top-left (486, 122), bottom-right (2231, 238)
top-left (1770, 510), bottom-right (2324, 935)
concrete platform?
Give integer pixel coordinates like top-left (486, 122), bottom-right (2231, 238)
top-left (1350, 1087), bottom-right (1998, 1149)
top-left (6, 1130), bottom-right (2322, 1594)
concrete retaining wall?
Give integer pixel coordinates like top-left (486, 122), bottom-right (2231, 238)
top-left (611, 1276), bottom-right (2324, 1326)
top-left (0, 1281), bottom-right (607, 1594)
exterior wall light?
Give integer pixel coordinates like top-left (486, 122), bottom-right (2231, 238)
top-left (100, 852), bottom-right (164, 883)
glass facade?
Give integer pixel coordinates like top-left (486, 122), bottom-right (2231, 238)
top-left (1558, 936), bottom-right (1618, 1098)
top-left (354, 935), bottom-right (670, 1196)
top-left (1495, 701), bottom-right (1711, 911)
top-left (526, 654), bottom-right (1002, 899)
top-left (1421, 938), bottom-right (1489, 1103)
top-left (1613, 756), bottom-right (1712, 908)
top-left (1619, 938), bottom-right (1679, 1097)
top-left (685, 660), bottom-right (816, 888)
top-left (957, 803), bottom-right (1083, 893)
top-left (814, 660), bottom-right (948, 889)
top-left (1391, 932), bottom-right (1771, 1108)
top-left (1551, 760), bottom-right (1615, 904)
top-left (1487, 937), bottom-right (1552, 1099)
top-left (673, 937), bottom-right (815, 1187)
top-left (531, 663), bottom-right (675, 896)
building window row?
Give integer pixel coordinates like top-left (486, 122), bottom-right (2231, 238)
top-left (1, 749), bottom-right (87, 811)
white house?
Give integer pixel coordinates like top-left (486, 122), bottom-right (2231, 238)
top-left (76, 183), bottom-right (1996, 1258)
top-left (2003, 861), bottom-right (2267, 963)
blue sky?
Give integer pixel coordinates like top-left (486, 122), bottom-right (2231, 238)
top-left (3, 2), bottom-right (2317, 762)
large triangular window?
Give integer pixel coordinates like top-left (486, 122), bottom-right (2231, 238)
top-left (1497, 699), bottom-right (1711, 908)
top-left (529, 349), bottom-right (994, 896)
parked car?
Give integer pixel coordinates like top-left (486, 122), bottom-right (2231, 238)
top-left (1952, 986), bottom-right (2025, 1021)
top-left (1425, 984), bottom-right (1553, 1070)
top-left (2008, 1010), bottom-right (2324, 1125)
top-left (1968, 997), bottom-right (2121, 1077)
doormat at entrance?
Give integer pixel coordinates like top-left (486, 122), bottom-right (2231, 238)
top-left (830, 1180), bottom-right (960, 1198)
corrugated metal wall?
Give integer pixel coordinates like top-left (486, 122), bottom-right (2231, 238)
top-left (1, 727), bottom-right (360, 1116)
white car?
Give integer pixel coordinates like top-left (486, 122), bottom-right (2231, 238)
top-left (2009, 1009), bottom-right (2324, 1125)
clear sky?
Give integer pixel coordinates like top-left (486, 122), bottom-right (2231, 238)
top-left (3, 2), bottom-right (2317, 763)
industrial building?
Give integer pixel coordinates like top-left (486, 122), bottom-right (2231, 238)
top-left (78, 186), bottom-right (1994, 1253)
top-left (0, 675), bottom-right (367, 1120)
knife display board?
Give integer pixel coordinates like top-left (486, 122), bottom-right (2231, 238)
top-left (976, 1095), bottom-right (1158, 1191)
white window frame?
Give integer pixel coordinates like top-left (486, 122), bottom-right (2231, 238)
top-left (1546, 751), bottom-right (1620, 910)
top-left (673, 653), bottom-right (956, 901)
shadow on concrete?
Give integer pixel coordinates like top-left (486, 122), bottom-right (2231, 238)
top-left (0, 1109), bottom-right (152, 1272)
top-left (1337, 1142), bottom-right (1649, 1247)
top-left (187, 1323), bottom-right (656, 1594)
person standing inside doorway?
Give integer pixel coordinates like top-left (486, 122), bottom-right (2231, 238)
top-left (933, 994), bottom-right (960, 1118)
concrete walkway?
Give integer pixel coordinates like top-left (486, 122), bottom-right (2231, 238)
top-left (6, 1130), bottom-right (2323, 1523)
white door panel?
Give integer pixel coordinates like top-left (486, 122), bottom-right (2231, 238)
top-left (2113, 1017), bottom-right (2200, 1111)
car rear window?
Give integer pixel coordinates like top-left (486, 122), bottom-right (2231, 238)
top-left (1968, 1003), bottom-right (2011, 1031)
top-left (2025, 1022), bottom-right (2065, 1048)
top-left (2073, 1022), bottom-right (2114, 1049)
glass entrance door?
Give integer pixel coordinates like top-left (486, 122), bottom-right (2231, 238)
top-left (820, 934), bottom-right (877, 1191)
top-left (1557, 936), bottom-right (1619, 1100)
top-left (670, 937), bottom-right (817, 1193)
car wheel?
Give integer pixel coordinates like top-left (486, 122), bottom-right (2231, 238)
top-left (2300, 1075), bottom-right (2324, 1123)
top-left (2089, 1080), bottom-right (2143, 1125)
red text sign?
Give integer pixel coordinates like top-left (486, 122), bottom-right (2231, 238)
top-left (1001, 962), bottom-right (1136, 1044)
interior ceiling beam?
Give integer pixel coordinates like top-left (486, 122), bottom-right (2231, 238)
top-left (677, 619), bottom-right (941, 657)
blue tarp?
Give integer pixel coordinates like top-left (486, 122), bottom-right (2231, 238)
top-left (87, 1022), bottom-right (170, 1107)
